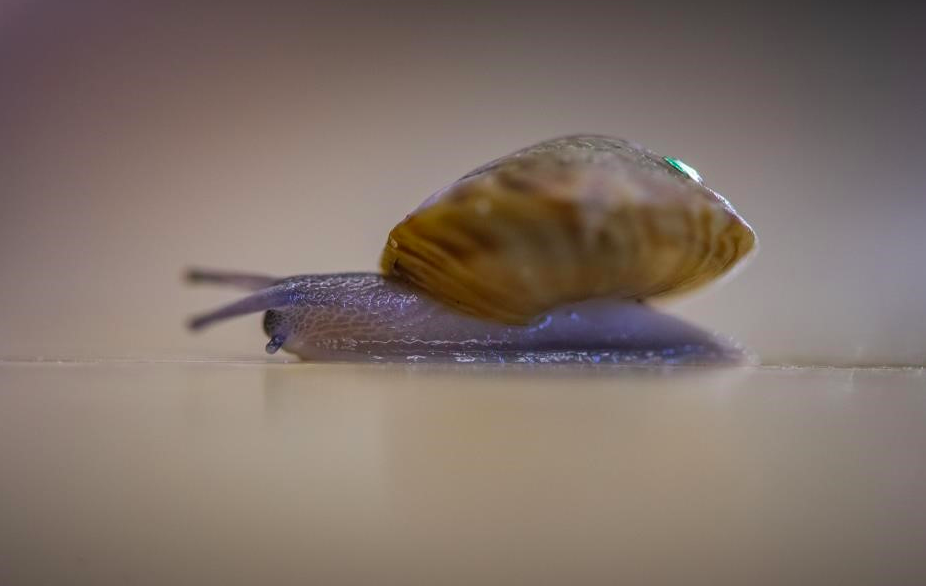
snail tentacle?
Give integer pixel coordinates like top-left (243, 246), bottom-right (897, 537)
top-left (185, 267), bottom-right (280, 291)
top-left (265, 334), bottom-right (287, 354)
top-left (187, 282), bottom-right (297, 331)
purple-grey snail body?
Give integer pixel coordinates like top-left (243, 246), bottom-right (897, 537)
top-left (187, 135), bottom-right (757, 364)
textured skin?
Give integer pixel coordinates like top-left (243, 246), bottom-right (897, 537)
top-left (252, 274), bottom-right (747, 364)
top-left (380, 134), bottom-right (756, 324)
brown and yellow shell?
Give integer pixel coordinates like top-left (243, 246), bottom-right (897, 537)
top-left (380, 135), bottom-right (756, 324)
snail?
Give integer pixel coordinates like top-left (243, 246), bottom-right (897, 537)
top-left (187, 135), bottom-right (757, 364)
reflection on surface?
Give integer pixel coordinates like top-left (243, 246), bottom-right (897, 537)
top-left (1, 362), bottom-right (924, 584)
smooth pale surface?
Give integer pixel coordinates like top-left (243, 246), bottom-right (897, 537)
top-left (2, 361), bottom-right (924, 585)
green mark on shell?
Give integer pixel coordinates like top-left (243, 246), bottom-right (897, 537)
top-left (664, 156), bottom-right (703, 183)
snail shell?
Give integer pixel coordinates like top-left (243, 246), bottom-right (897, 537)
top-left (380, 134), bottom-right (756, 324)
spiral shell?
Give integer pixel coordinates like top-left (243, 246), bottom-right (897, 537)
top-left (380, 135), bottom-right (756, 324)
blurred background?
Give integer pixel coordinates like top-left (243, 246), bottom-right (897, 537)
top-left (1, 0), bottom-right (924, 365)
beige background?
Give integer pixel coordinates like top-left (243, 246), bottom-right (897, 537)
top-left (1, 1), bottom-right (924, 365)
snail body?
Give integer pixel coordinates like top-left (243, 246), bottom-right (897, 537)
top-left (188, 135), bottom-right (756, 364)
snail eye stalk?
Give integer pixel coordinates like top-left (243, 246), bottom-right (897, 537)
top-left (664, 156), bottom-right (703, 183)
